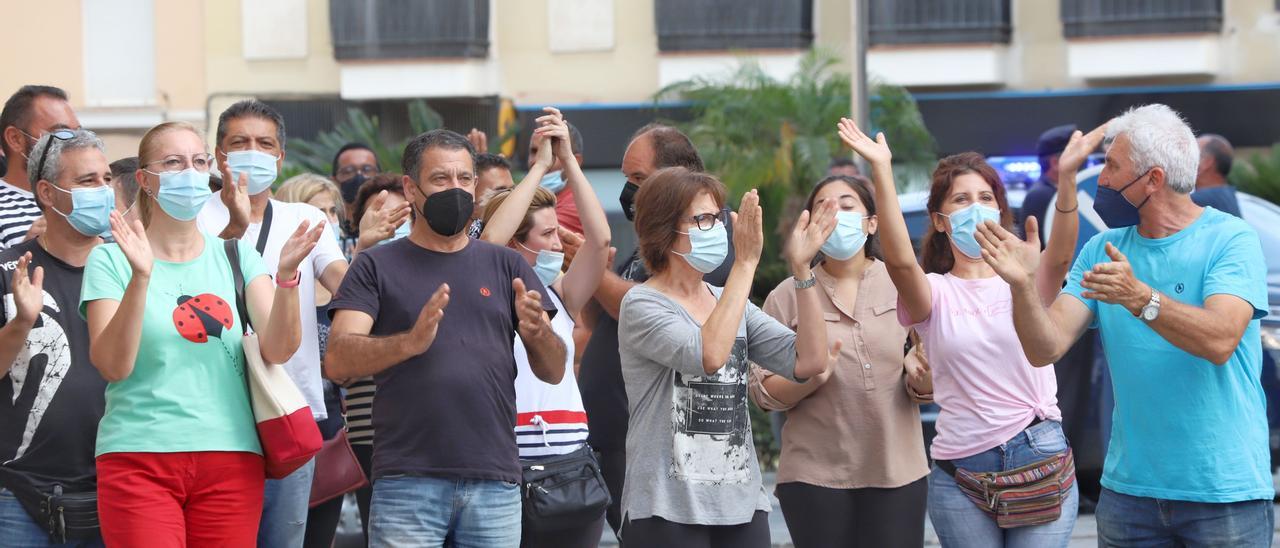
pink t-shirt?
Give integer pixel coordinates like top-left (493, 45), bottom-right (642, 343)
top-left (898, 273), bottom-right (1061, 461)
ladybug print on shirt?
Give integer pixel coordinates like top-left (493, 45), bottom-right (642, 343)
top-left (172, 293), bottom-right (234, 343)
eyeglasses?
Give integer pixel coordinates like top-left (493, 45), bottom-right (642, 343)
top-left (33, 130), bottom-right (76, 182)
top-left (687, 210), bottom-right (728, 231)
top-left (143, 153), bottom-right (214, 174)
top-left (336, 165), bottom-right (379, 180)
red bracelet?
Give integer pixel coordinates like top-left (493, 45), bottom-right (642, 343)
top-left (276, 271), bottom-right (301, 288)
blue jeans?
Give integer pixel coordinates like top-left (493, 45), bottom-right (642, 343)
top-left (928, 420), bottom-right (1079, 548)
top-left (258, 458), bottom-right (316, 548)
top-left (1096, 487), bottom-right (1274, 547)
top-left (369, 475), bottom-right (521, 548)
top-left (0, 488), bottom-right (104, 548)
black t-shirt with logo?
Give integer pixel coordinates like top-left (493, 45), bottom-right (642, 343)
top-left (579, 210), bottom-right (735, 452)
top-left (329, 237), bottom-right (555, 483)
top-left (0, 239), bottom-right (105, 495)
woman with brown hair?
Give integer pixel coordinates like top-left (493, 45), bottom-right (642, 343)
top-left (80, 121), bottom-right (324, 546)
top-left (748, 174), bottom-right (933, 547)
top-left (617, 167), bottom-right (836, 547)
top-left (836, 117), bottom-right (1103, 547)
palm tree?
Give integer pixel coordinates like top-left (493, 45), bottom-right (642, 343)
top-left (281, 100), bottom-right (444, 180)
top-left (1231, 143), bottom-right (1280, 206)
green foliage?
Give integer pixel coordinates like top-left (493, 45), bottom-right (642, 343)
top-left (1230, 143), bottom-right (1280, 206)
top-left (282, 100), bottom-right (445, 180)
top-left (658, 49), bottom-right (937, 304)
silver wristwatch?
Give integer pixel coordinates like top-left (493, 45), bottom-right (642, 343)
top-left (794, 273), bottom-right (817, 289)
top-left (1139, 290), bottom-right (1161, 322)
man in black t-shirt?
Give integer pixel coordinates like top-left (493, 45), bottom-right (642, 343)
top-left (577, 123), bottom-right (735, 536)
top-left (0, 129), bottom-right (110, 545)
top-left (325, 129), bottom-right (564, 547)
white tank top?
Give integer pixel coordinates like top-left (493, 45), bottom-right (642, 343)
top-left (513, 288), bottom-right (588, 458)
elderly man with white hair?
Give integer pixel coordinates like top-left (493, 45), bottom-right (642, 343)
top-left (976, 103), bottom-right (1272, 546)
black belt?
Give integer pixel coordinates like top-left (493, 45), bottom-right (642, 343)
top-left (934, 416), bottom-right (1046, 478)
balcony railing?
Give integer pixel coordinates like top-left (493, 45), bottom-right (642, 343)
top-left (329, 0), bottom-right (489, 60)
top-left (869, 0), bottom-right (1011, 45)
top-left (654, 0), bottom-right (813, 52)
top-left (1061, 0), bottom-right (1222, 38)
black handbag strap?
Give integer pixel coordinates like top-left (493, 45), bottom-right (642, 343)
top-left (255, 201), bottom-right (273, 255)
top-left (224, 239), bottom-right (252, 335)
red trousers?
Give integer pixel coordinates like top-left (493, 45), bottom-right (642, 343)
top-left (97, 451), bottom-right (265, 547)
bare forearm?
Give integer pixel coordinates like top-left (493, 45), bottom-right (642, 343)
top-left (789, 265), bottom-right (826, 379)
top-left (218, 222), bottom-right (247, 240)
top-left (1036, 187), bottom-right (1079, 305)
top-left (521, 325), bottom-right (566, 384)
top-left (92, 277), bottom-right (149, 381)
top-left (1010, 281), bottom-right (1073, 366)
top-left (258, 286), bottom-right (302, 365)
top-left (1146, 296), bottom-right (1247, 365)
top-left (594, 271), bottom-right (635, 320)
top-left (759, 375), bottom-right (822, 408)
top-left (323, 331), bottom-right (421, 379)
top-left (0, 322), bottom-right (33, 377)
top-left (481, 164), bottom-right (549, 244)
top-left (701, 262), bottom-right (755, 373)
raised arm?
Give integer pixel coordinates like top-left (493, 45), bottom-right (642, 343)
top-left (480, 108), bottom-right (557, 245)
top-left (781, 199), bottom-right (839, 380)
top-left (977, 220), bottom-right (1093, 365)
top-left (86, 213), bottom-right (152, 382)
top-left (699, 191), bottom-right (764, 375)
top-left (837, 118), bottom-right (932, 323)
top-left (323, 283), bottom-right (450, 379)
top-left (555, 121), bottom-right (611, 316)
top-left (0, 253), bottom-right (44, 377)
top-left (245, 220), bottom-right (325, 365)
top-left (1035, 124), bottom-right (1106, 305)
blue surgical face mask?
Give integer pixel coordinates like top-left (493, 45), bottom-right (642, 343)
top-left (379, 221), bottom-right (412, 246)
top-left (674, 221), bottom-right (728, 274)
top-left (519, 242), bottom-right (564, 286)
top-left (1093, 170), bottom-right (1151, 228)
top-left (539, 170), bottom-right (566, 194)
top-left (148, 168), bottom-right (212, 222)
top-left (821, 211), bottom-right (868, 261)
top-left (223, 149), bottom-right (279, 195)
top-left (48, 183), bottom-right (115, 237)
top-left (941, 203), bottom-right (1001, 259)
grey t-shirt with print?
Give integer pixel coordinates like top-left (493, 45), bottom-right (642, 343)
top-left (618, 283), bottom-right (799, 526)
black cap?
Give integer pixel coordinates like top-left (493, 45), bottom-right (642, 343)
top-left (1036, 124), bottom-right (1077, 157)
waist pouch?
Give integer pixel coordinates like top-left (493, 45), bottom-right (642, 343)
top-left (10, 482), bottom-right (100, 543)
top-left (520, 445), bottom-right (611, 531)
top-left (936, 448), bottom-right (1075, 529)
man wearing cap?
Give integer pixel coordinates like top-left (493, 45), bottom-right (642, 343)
top-left (1019, 124), bottom-right (1077, 246)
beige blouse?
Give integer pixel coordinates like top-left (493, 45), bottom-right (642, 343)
top-left (749, 260), bottom-right (930, 489)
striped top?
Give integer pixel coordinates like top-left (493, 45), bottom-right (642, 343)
top-left (0, 179), bottom-right (40, 251)
top-left (345, 377), bottom-right (375, 446)
top-left (514, 288), bottom-right (588, 459)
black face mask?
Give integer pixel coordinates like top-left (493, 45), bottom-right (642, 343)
top-left (619, 181), bottom-right (640, 222)
top-left (339, 173), bottom-right (367, 205)
top-left (421, 187), bottom-right (474, 236)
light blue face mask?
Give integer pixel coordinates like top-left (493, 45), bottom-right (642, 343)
top-left (223, 149), bottom-right (279, 195)
top-left (48, 183), bottom-right (115, 237)
top-left (820, 211), bottom-right (868, 261)
top-left (539, 170), bottom-right (566, 194)
top-left (519, 242), bottom-right (564, 286)
top-left (674, 222), bottom-right (728, 274)
top-left (379, 221), bottom-right (412, 246)
top-left (941, 203), bottom-right (1001, 259)
top-left (149, 168), bottom-right (212, 222)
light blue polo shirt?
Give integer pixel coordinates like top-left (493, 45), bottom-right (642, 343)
top-left (1063, 207), bottom-right (1271, 503)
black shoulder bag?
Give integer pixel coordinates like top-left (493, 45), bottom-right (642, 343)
top-left (520, 444), bottom-right (611, 531)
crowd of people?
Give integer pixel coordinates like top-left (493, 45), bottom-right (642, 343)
top-left (0, 82), bottom-right (1271, 548)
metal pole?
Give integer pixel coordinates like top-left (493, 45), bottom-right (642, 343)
top-left (850, 0), bottom-right (871, 173)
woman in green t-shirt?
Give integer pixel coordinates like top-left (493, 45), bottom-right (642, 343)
top-left (81, 121), bottom-right (326, 547)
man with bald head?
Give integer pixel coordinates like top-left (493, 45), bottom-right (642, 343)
top-left (1192, 134), bottom-right (1242, 218)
